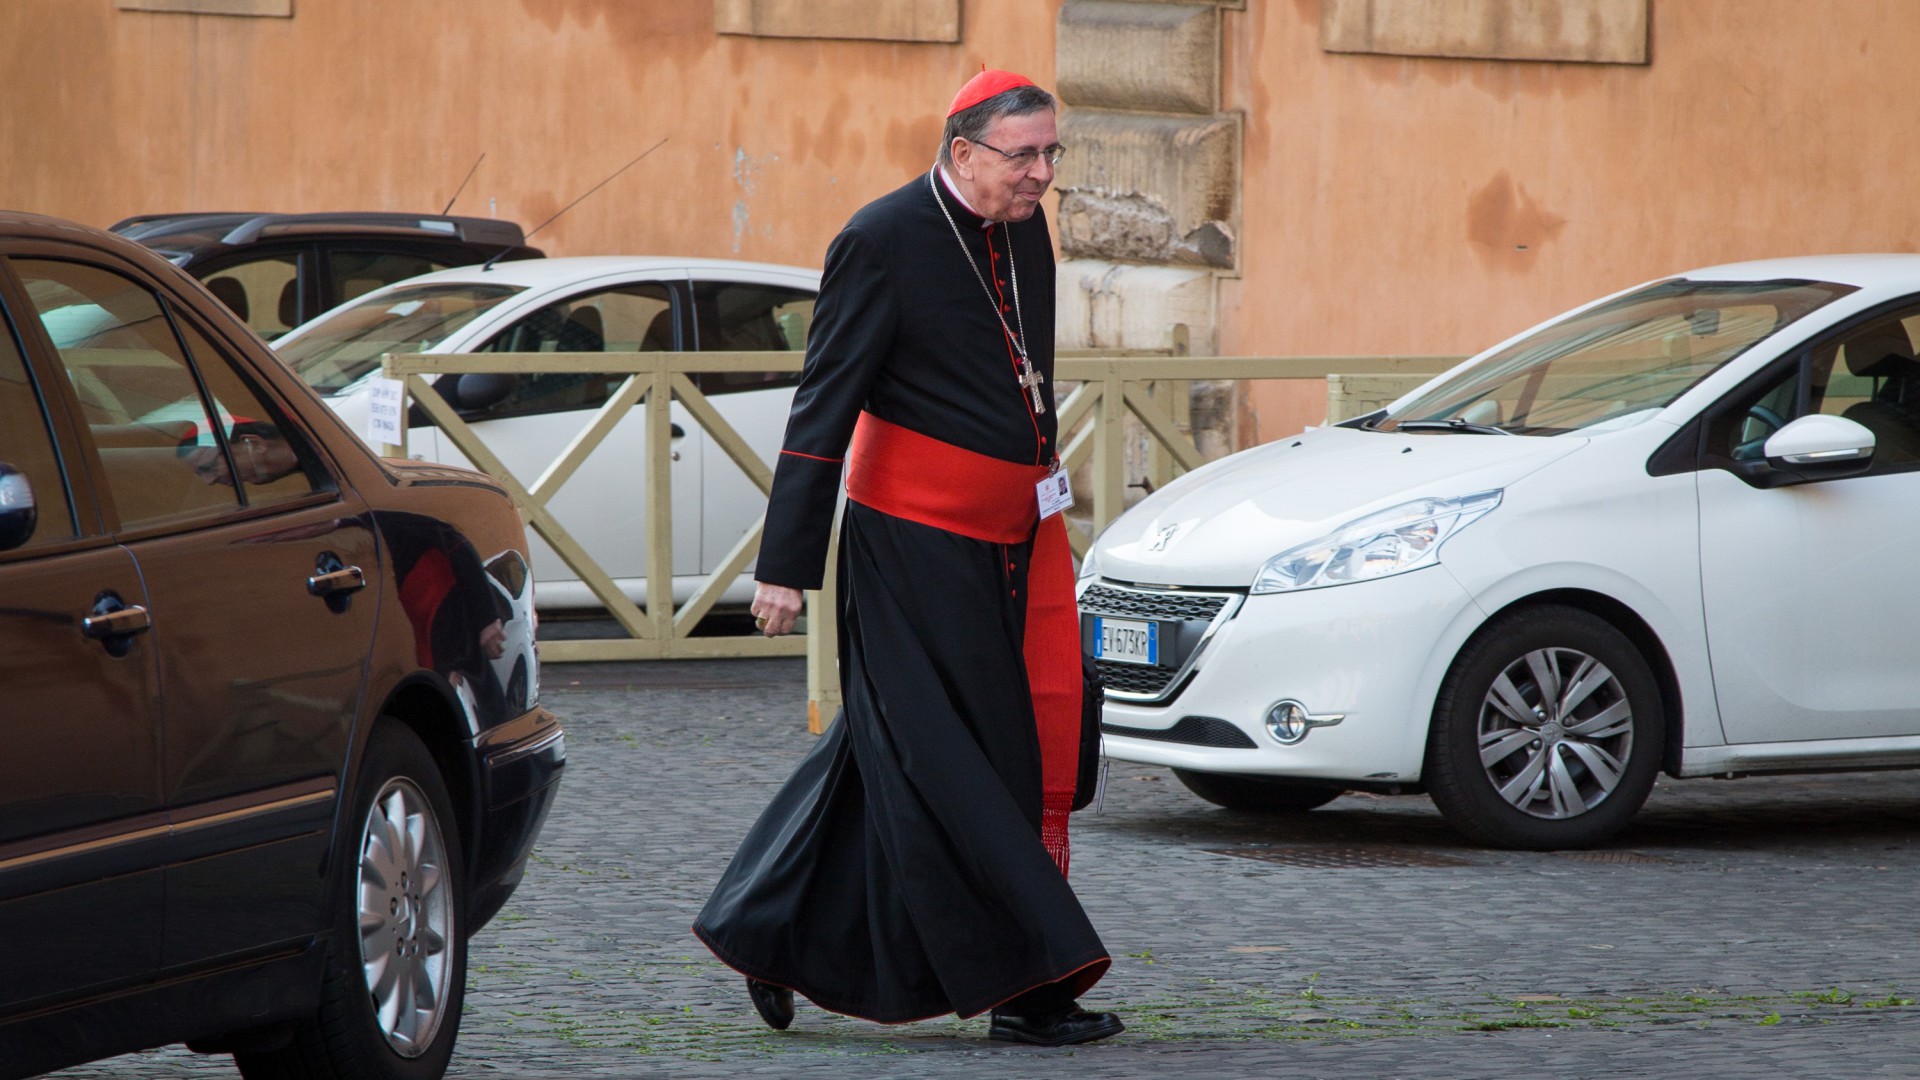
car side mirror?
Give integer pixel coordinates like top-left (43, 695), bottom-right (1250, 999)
top-left (0, 463), bottom-right (38, 551)
top-left (1758, 414), bottom-right (1876, 487)
top-left (448, 372), bottom-right (518, 413)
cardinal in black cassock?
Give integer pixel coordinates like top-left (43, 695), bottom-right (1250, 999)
top-left (692, 71), bottom-right (1123, 1047)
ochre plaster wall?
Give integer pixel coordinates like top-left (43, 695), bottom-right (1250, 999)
top-left (0, 0), bottom-right (1060, 268)
top-left (1226, 0), bottom-right (1920, 441)
top-left (8, 1), bottom-right (1919, 448)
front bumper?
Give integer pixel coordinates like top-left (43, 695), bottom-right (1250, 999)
top-left (467, 705), bottom-right (565, 930)
top-left (1094, 567), bottom-right (1479, 784)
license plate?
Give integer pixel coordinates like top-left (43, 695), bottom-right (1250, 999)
top-left (1094, 617), bottom-right (1158, 666)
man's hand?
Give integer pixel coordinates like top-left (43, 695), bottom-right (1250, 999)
top-left (752, 582), bottom-right (804, 637)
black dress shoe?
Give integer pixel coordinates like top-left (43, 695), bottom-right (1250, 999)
top-left (746, 977), bottom-right (794, 1030)
top-left (988, 1005), bottom-right (1124, 1046)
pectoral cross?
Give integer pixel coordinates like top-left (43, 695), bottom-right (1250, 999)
top-left (1017, 355), bottom-right (1047, 415)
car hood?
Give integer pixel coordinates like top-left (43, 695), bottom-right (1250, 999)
top-left (1093, 426), bottom-right (1586, 587)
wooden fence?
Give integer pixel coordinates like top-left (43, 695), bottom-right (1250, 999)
top-left (374, 346), bottom-right (1464, 729)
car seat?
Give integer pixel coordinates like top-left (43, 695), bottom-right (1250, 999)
top-left (205, 277), bottom-right (249, 323)
top-left (277, 279), bottom-right (300, 332)
top-left (1839, 323), bottom-right (1920, 465)
top-left (558, 306), bottom-right (604, 353)
top-left (639, 309), bottom-right (674, 351)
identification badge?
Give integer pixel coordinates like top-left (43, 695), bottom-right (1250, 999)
top-left (1036, 470), bottom-right (1074, 519)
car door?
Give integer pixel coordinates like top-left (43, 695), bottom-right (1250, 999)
top-left (11, 255), bottom-right (379, 967)
top-left (689, 275), bottom-right (814, 578)
top-left (445, 276), bottom-right (703, 604)
top-left (0, 264), bottom-right (165, 1010)
top-left (1696, 302), bottom-right (1920, 743)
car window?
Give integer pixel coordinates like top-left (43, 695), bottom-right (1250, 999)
top-left (276, 282), bottom-right (525, 395)
top-left (172, 317), bottom-right (331, 506)
top-left (201, 252), bottom-right (301, 342)
top-left (479, 281), bottom-right (671, 354)
top-left (1379, 279), bottom-right (1857, 436)
top-left (0, 305), bottom-right (75, 549)
top-left (16, 258), bottom-right (246, 528)
top-left (1708, 306), bottom-right (1920, 471)
top-left (328, 250), bottom-right (447, 307)
top-left (463, 282), bottom-right (673, 422)
top-left (692, 281), bottom-right (813, 396)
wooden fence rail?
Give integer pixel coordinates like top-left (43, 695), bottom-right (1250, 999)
top-left (374, 346), bottom-right (1465, 728)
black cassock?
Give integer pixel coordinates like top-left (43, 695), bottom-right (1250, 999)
top-left (692, 171), bottom-right (1111, 1022)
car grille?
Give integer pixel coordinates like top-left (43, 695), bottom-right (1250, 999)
top-left (1080, 581), bottom-right (1242, 704)
top-left (1096, 659), bottom-right (1180, 696)
top-left (1080, 584), bottom-right (1231, 623)
top-left (1102, 715), bottom-right (1258, 749)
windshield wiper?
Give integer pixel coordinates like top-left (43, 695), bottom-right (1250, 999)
top-left (1394, 419), bottom-right (1515, 436)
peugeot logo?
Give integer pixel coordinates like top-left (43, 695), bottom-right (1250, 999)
top-left (1147, 523), bottom-right (1182, 552)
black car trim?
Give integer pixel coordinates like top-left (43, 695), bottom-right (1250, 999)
top-left (0, 939), bottom-right (316, 1036)
top-left (0, 814), bottom-right (171, 876)
top-left (169, 777), bottom-right (335, 836)
top-left (162, 779), bottom-right (340, 899)
top-left (0, 776), bottom-right (338, 882)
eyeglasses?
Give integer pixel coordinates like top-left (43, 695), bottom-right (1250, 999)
top-left (969, 139), bottom-right (1066, 169)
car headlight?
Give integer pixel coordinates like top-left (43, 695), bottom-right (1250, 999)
top-left (1077, 545), bottom-right (1102, 583)
top-left (1251, 490), bottom-right (1502, 594)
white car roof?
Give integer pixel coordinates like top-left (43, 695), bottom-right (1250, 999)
top-left (396, 254), bottom-right (821, 289)
top-left (1675, 253), bottom-right (1920, 291)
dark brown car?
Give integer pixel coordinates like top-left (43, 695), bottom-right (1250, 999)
top-left (0, 211), bottom-right (564, 1080)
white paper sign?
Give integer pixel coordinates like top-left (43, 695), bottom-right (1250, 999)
top-left (366, 377), bottom-right (406, 447)
top-left (1036, 470), bottom-right (1074, 519)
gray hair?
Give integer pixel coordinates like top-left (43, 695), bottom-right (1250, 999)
top-left (938, 85), bottom-right (1057, 169)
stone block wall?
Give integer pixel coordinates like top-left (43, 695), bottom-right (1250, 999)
top-left (1055, 0), bottom-right (1242, 496)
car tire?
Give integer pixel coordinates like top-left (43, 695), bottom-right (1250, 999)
top-left (235, 720), bottom-right (466, 1080)
top-left (1172, 769), bottom-right (1345, 812)
top-left (1425, 605), bottom-right (1664, 850)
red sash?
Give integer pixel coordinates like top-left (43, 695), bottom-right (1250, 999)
top-left (846, 413), bottom-right (1083, 874)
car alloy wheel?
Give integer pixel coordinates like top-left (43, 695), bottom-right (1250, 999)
top-left (1426, 605), bottom-right (1663, 850)
top-left (1475, 646), bottom-right (1633, 819)
top-left (233, 720), bottom-right (466, 1080)
top-left (358, 776), bottom-right (456, 1057)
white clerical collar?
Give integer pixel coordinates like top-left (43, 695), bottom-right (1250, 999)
top-left (937, 164), bottom-right (992, 229)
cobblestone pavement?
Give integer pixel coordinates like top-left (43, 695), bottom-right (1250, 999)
top-left (54, 658), bottom-right (1920, 1079)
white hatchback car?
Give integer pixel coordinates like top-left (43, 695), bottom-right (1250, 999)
top-left (1085, 255), bottom-right (1920, 849)
top-left (275, 256), bottom-right (817, 610)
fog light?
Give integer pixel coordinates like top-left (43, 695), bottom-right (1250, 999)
top-left (1264, 700), bottom-right (1344, 745)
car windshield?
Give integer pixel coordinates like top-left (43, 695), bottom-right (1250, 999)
top-left (277, 282), bottom-right (524, 394)
top-left (1372, 279), bottom-right (1857, 437)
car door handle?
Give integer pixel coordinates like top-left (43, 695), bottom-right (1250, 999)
top-left (82, 603), bottom-right (151, 640)
top-left (307, 565), bottom-right (366, 597)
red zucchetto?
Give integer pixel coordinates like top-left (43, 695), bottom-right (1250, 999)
top-left (947, 68), bottom-right (1038, 117)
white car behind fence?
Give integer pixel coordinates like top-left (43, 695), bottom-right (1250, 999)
top-left (275, 256), bottom-right (818, 613)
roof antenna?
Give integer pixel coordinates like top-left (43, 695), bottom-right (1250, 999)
top-left (441, 153), bottom-right (486, 215)
top-left (482, 138), bottom-right (668, 271)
